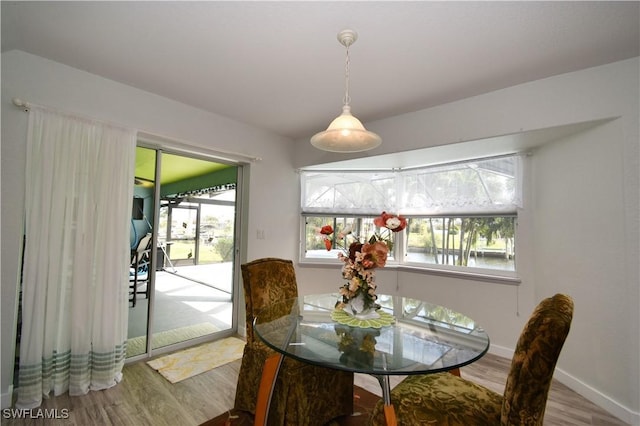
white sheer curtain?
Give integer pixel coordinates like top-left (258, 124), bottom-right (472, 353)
top-left (17, 106), bottom-right (136, 409)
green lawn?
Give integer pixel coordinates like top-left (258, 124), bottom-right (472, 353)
top-left (168, 241), bottom-right (222, 263)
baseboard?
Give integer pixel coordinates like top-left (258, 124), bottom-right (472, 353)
top-left (1, 385), bottom-right (13, 409)
top-left (488, 343), bottom-right (513, 360)
top-left (489, 344), bottom-right (638, 425)
top-left (553, 368), bottom-right (639, 425)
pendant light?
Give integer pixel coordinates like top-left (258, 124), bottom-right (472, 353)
top-left (310, 29), bottom-right (382, 153)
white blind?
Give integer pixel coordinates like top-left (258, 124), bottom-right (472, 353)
top-left (301, 154), bottom-right (523, 215)
top-left (301, 171), bottom-right (397, 215)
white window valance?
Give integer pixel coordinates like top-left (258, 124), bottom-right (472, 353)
top-left (301, 154), bottom-right (523, 215)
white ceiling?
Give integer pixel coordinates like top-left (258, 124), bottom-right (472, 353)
top-left (2, 1), bottom-right (639, 142)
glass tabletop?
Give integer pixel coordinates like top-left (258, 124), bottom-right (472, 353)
top-left (254, 293), bottom-right (490, 376)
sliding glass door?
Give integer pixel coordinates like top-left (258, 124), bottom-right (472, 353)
top-left (127, 146), bottom-right (240, 359)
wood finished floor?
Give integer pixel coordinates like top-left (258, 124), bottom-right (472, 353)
top-left (4, 351), bottom-right (628, 426)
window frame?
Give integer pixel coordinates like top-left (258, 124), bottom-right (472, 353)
top-left (300, 213), bottom-right (520, 283)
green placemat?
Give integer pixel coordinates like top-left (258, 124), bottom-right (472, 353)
top-left (331, 309), bottom-right (395, 328)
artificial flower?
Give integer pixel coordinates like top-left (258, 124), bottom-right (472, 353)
top-left (321, 212), bottom-right (406, 313)
top-left (320, 225), bottom-right (334, 235)
top-left (320, 225), bottom-right (334, 250)
top-left (361, 241), bottom-right (388, 268)
top-left (348, 241), bottom-right (363, 262)
top-left (374, 211), bottom-right (407, 232)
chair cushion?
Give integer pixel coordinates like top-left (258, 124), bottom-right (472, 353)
top-left (370, 372), bottom-right (502, 426)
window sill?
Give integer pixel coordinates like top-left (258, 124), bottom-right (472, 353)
top-left (298, 260), bottom-right (521, 285)
top-left (396, 265), bottom-right (521, 285)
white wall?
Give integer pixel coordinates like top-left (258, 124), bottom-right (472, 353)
top-left (0, 50), bottom-right (299, 408)
top-left (533, 118), bottom-right (638, 416)
top-left (295, 58), bottom-right (639, 423)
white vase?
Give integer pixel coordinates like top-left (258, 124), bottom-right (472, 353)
top-left (344, 292), bottom-right (380, 320)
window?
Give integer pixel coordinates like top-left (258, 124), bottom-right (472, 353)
top-left (301, 154), bottom-right (522, 276)
top-left (404, 216), bottom-right (516, 271)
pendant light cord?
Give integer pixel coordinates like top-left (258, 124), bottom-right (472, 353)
top-left (343, 42), bottom-right (351, 107)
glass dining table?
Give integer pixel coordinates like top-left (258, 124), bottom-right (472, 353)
top-left (253, 293), bottom-right (490, 426)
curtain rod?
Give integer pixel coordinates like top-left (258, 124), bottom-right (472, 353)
top-left (11, 97), bottom-right (262, 164)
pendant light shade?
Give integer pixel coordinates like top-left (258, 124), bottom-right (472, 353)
top-left (311, 30), bottom-right (381, 153)
top-left (311, 105), bottom-right (381, 152)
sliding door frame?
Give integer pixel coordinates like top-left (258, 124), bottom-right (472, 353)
top-left (126, 137), bottom-right (247, 362)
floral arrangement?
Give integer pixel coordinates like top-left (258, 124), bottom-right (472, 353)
top-left (320, 212), bottom-right (407, 316)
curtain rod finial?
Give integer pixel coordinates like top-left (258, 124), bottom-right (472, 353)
top-left (12, 97), bottom-right (29, 111)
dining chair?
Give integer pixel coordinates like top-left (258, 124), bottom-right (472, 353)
top-left (129, 233), bottom-right (152, 307)
top-left (369, 293), bottom-right (574, 426)
top-left (233, 257), bottom-right (354, 425)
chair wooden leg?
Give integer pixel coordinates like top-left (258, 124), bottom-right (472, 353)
top-left (449, 368), bottom-right (461, 377)
top-left (254, 353), bottom-right (284, 426)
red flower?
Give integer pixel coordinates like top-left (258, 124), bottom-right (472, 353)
top-left (374, 211), bottom-right (407, 232)
top-left (320, 225), bottom-right (334, 235)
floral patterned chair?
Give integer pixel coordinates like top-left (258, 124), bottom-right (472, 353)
top-left (369, 293), bottom-right (574, 426)
top-left (233, 258), bottom-right (354, 425)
